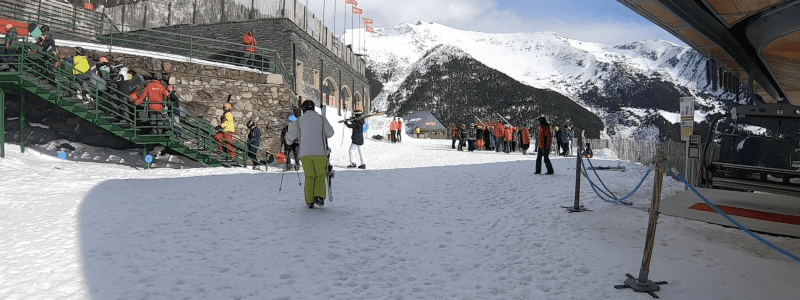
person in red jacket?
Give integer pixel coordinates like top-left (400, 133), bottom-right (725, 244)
top-left (134, 73), bottom-right (170, 135)
top-left (535, 117), bottom-right (554, 174)
top-left (494, 123), bottom-right (505, 152)
top-left (390, 118), bottom-right (400, 143)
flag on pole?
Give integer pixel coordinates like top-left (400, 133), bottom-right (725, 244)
top-left (352, 7), bottom-right (363, 14)
top-left (363, 18), bottom-right (373, 25)
top-left (345, 0), bottom-right (357, 5)
top-left (366, 25), bottom-right (374, 33)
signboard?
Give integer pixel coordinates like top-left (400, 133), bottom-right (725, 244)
top-left (680, 97), bottom-right (694, 141)
top-left (425, 122), bottom-right (437, 126)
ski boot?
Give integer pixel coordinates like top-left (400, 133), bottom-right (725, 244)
top-left (314, 196), bottom-right (325, 207)
top-left (358, 164), bottom-right (366, 169)
top-left (347, 163), bottom-right (357, 168)
top-left (307, 202), bottom-right (315, 209)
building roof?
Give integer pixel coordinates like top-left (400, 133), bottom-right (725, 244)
top-left (618, 0), bottom-right (800, 105)
top-left (402, 111), bottom-right (447, 134)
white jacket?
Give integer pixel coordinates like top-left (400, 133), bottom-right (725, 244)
top-left (286, 110), bottom-right (334, 158)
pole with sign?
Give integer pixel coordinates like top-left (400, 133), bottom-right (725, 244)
top-left (680, 97), bottom-right (694, 187)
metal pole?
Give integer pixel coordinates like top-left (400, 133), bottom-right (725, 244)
top-left (0, 89), bottom-right (4, 158)
top-left (573, 131), bottom-right (583, 209)
top-left (20, 94), bottom-right (24, 154)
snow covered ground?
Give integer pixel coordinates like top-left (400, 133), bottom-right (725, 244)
top-left (1, 111), bottom-right (799, 299)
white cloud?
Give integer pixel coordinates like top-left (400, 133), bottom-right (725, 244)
top-left (299, 0), bottom-right (681, 46)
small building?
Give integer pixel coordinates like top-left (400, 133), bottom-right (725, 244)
top-left (403, 111), bottom-right (448, 139)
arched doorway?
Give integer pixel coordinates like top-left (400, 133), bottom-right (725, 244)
top-left (322, 77), bottom-right (339, 114)
top-left (340, 86), bottom-right (353, 115)
top-left (354, 92), bottom-right (364, 111)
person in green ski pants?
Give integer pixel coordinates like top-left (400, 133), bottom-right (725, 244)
top-left (286, 99), bottom-right (334, 208)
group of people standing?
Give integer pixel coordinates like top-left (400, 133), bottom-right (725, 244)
top-left (389, 117), bottom-right (403, 143)
top-left (450, 123), bottom-right (533, 154)
top-left (448, 117), bottom-right (576, 175)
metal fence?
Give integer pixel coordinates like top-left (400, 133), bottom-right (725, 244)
top-left (103, 0), bottom-right (366, 77)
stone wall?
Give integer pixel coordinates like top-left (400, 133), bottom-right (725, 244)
top-left (61, 46), bottom-right (295, 155)
top-left (138, 18), bottom-right (371, 114)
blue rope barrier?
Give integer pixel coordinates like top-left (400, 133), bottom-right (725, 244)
top-left (676, 174), bottom-right (800, 264)
top-left (585, 157), bottom-right (619, 199)
top-left (580, 158), bottom-right (651, 204)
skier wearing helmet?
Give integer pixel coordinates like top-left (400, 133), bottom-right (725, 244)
top-left (286, 100), bottom-right (334, 208)
top-left (214, 102), bottom-right (236, 159)
top-left (246, 120), bottom-right (262, 169)
top-left (133, 73), bottom-right (169, 134)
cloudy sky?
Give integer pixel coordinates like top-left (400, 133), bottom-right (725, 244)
top-left (299, 0), bottom-right (683, 46)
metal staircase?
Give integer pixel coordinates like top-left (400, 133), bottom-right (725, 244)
top-left (0, 42), bottom-right (260, 167)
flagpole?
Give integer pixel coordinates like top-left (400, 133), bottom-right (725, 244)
top-left (344, 2), bottom-right (348, 51)
top-left (323, 0), bottom-right (326, 46)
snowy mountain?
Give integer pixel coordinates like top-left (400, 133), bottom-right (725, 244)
top-left (356, 21), bottom-right (746, 141)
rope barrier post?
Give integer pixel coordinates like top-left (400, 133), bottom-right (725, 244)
top-left (566, 130), bottom-right (589, 213)
top-left (615, 153), bottom-right (667, 298)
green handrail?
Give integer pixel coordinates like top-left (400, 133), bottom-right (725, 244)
top-left (0, 39), bottom-right (269, 167)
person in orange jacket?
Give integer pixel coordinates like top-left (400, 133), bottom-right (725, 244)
top-left (494, 123), bottom-right (505, 152)
top-left (535, 117), bottom-right (554, 174)
top-left (504, 124), bottom-right (513, 153)
top-left (390, 117), bottom-right (400, 143)
top-left (520, 126), bottom-right (531, 155)
top-left (133, 73), bottom-right (170, 135)
top-left (242, 30), bottom-right (257, 68)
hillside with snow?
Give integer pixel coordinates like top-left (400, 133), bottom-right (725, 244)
top-left (354, 22), bottom-right (745, 141)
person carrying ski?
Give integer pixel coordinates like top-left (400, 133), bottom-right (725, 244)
top-left (345, 107), bottom-right (366, 169)
top-left (450, 124), bottom-right (457, 149)
top-left (166, 85), bottom-right (184, 139)
top-left (286, 100), bottom-right (334, 209)
top-left (280, 114), bottom-right (300, 170)
top-left (134, 73), bottom-right (170, 135)
top-left (214, 102), bottom-right (236, 159)
top-left (535, 117), bottom-right (554, 174)
top-left (466, 123), bottom-right (477, 152)
top-left (246, 120), bottom-right (262, 169)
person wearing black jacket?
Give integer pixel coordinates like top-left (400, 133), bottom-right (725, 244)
top-left (247, 120), bottom-right (262, 169)
top-left (466, 123), bottom-right (477, 152)
top-left (280, 114), bottom-right (300, 170)
top-left (166, 86), bottom-right (184, 139)
top-left (345, 110), bottom-right (366, 169)
top-left (1, 24), bottom-right (19, 65)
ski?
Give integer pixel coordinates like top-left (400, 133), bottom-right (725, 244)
top-left (337, 112), bottom-right (384, 123)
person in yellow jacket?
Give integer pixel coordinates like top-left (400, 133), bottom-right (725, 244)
top-left (214, 103), bottom-right (236, 158)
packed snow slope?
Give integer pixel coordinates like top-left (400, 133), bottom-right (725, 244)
top-left (2, 109), bottom-right (800, 299)
top-left (358, 22), bottom-right (745, 141)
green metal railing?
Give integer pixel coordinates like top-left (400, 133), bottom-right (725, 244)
top-left (0, 40), bottom-right (266, 167)
top-left (0, 4), bottom-right (294, 88)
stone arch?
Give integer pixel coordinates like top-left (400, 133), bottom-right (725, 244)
top-left (354, 92), bottom-right (364, 111)
top-left (340, 85), bottom-right (353, 113)
top-left (322, 77), bottom-right (339, 109)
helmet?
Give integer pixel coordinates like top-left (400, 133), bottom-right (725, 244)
top-left (223, 103), bottom-right (232, 110)
top-left (40, 24), bottom-right (50, 32)
top-left (287, 114), bottom-right (296, 122)
top-left (99, 56), bottom-right (108, 63)
top-left (247, 120), bottom-right (256, 128)
top-left (75, 47), bottom-right (86, 56)
top-left (301, 100), bottom-right (315, 112)
top-left (5, 24), bottom-right (12, 30)
top-left (167, 85), bottom-right (176, 91)
top-left (153, 73), bottom-right (163, 80)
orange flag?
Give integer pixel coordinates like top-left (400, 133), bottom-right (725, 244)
top-left (352, 7), bottom-right (363, 15)
top-left (363, 18), bottom-right (373, 25)
top-left (345, 0), bottom-right (357, 5)
top-left (366, 25), bottom-right (375, 33)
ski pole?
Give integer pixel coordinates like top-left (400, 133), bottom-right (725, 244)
top-left (278, 162), bottom-right (286, 193)
top-left (296, 165), bottom-right (301, 185)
